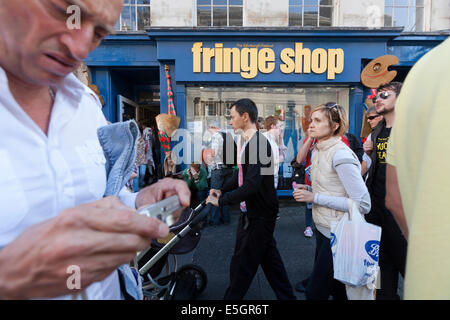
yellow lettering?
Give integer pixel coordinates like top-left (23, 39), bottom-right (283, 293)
top-left (192, 42), bottom-right (203, 73)
top-left (280, 48), bottom-right (295, 74)
top-left (215, 43), bottom-right (223, 73)
top-left (311, 48), bottom-right (328, 74)
top-left (223, 48), bottom-right (241, 73)
top-left (241, 48), bottom-right (258, 79)
top-left (191, 42), bottom-right (345, 80)
top-left (258, 48), bottom-right (275, 74)
top-left (203, 47), bottom-right (215, 73)
top-left (327, 48), bottom-right (344, 80)
top-left (295, 43), bottom-right (311, 74)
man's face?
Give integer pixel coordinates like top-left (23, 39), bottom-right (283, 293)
top-left (0, 0), bottom-right (123, 86)
top-left (208, 126), bottom-right (218, 134)
top-left (270, 120), bottom-right (282, 136)
top-left (367, 112), bottom-right (383, 129)
top-left (374, 89), bottom-right (397, 115)
top-left (229, 106), bottom-right (246, 132)
top-left (304, 106), bottom-right (311, 117)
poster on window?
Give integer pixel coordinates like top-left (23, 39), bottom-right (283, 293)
top-left (187, 121), bottom-right (203, 133)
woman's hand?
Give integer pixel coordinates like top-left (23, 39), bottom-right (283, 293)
top-left (293, 189), bottom-right (315, 203)
top-left (294, 184), bottom-right (309, 190)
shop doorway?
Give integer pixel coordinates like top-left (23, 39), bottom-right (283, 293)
top-left (110, 67), bottom-right (162, 185)
top-left (118, 95), bottom-right (139, 122)
top-left (110, 67), bottom-right (160, 127)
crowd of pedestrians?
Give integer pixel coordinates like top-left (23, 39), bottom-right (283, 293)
top-left (0, 0), bottom-right (448, 301)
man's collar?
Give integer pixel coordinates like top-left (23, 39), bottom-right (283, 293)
top-left (0, 65), bottom-right (96, 99)
top-left (242, 127), bottom-right (257, 141)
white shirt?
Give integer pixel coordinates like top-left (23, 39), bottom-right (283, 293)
top-left (0, 67), bottom-right (137, 299)
top-left (362, 133), bottom-right (372, 168)
top-left (209, 131), bottom-right (224, 167)
top-left (261, 132), bottom-right (280, 189)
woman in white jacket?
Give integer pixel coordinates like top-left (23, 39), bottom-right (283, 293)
top-left (293, 103), bottom-right (371, 300)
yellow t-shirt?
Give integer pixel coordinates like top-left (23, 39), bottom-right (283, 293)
top-left (387, 37), bottom-right (450, 300)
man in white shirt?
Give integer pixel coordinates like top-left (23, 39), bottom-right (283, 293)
top-left (262, 116), bottom-right (287, 189)
top-left (206, 120), bottom-right (234, 225)
top-left (0, 0), bottom-right (190, 299)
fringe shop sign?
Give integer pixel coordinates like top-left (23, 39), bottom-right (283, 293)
top-left (192, 42), bottom-right (344, 80)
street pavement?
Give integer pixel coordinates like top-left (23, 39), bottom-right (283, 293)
top-left (176, 200), bottom-right (316, 300)
top-left (175, 199), bottom-right (404, 300)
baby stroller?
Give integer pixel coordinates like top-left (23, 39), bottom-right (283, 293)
top-left (135, 200), bottom-right (209, 300)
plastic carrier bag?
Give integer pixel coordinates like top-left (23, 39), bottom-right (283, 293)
top-left (330, 199), bottom-right (381, 290)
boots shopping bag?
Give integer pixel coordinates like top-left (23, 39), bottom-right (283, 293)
top-left (330, 199), bottom-right (381, 288)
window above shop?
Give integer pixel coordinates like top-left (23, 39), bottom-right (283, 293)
top-left (289, 0), bottom-right (334, 27)
top-left (197, 0), bottom-right (243, 27)
top-left (384, 0), bottom-right (424, 32)
top-left (115, 0), bottom-right (151, 32)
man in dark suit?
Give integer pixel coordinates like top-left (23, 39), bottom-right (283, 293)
top-left (206, 98), bottom-right (296, 300)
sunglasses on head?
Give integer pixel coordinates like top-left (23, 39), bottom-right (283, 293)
top-left (367, 115), bottom-right (380, 121)
top-left (325, 103), bottom-right (339, 110)
top-left (372, 91), bottom-right (391, 103)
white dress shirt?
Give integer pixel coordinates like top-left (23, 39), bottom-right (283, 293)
top-left (261, 132), bottom-right (280, 189)
top-left (0, 67), bottom-right (137, 299)
top-left (209, 131), bottom-right (224, 168)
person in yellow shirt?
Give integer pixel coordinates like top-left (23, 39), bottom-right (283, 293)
top-left (386, 37), bottom-right (450, 300)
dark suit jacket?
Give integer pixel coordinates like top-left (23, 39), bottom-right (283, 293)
top-left (219, 131), bottom-right (278, 219)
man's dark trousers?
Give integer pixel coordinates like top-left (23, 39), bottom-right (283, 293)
top-left (209, 166), bottom-right (233, 225)
top-left (224, 214), bottom-right (296, 300)
top-left (367, 198), bottom-right (407, 300)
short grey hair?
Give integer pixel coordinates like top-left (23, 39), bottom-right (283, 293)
top-left (208, 120), bottom-right (220, 128)
top-left (367, 106), bottom-right (377, 114)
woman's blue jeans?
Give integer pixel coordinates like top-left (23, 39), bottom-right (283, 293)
top-left (305, 203), bottom-right (313, 228)
top-left (132, 164), bottom-right (147, 192)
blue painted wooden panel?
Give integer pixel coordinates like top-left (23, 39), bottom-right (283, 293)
top-left (86, 41), bottom-right (158, 67)
top-left (349, 85), bottom-right (364, 137)
top-left (90, 68), bottom-right (114, 121)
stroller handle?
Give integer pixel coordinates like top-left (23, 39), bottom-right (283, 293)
top-left (138, 199), bottom-right (208, 276)
top-left (189, 199), bottom-right (208, 227)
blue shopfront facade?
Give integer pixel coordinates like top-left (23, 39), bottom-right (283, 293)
top-left (85, 28), bottom-right (448, 196)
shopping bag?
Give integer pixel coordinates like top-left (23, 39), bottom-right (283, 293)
top-left (330, 199), bottom-right (381, 288)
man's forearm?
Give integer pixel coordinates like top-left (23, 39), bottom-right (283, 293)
top-left (386, 164), bottom-right (409, 240)
top-left (220, 169), bottom-right (238, 194)
top-left (361, 161), bottom-right (369, 176)
top-left (219, 165), bottom-right (260, 206)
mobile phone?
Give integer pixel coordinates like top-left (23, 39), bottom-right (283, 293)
top-left (137, 195), bottom-right (182, 226)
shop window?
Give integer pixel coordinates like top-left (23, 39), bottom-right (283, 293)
top-left (197, 0), bottom-right (243, 27)
top-left (185, 86), bottom-right (349, 189)
top-left (115, 0), bottom-right (151, 32)
top-left (384, 0), bottom-right (424, 32)
top-left (289, 0), bottom-right (334, 27)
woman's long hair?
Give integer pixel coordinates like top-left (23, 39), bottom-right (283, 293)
top-left (163, 152), bottom-right (177, 175)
